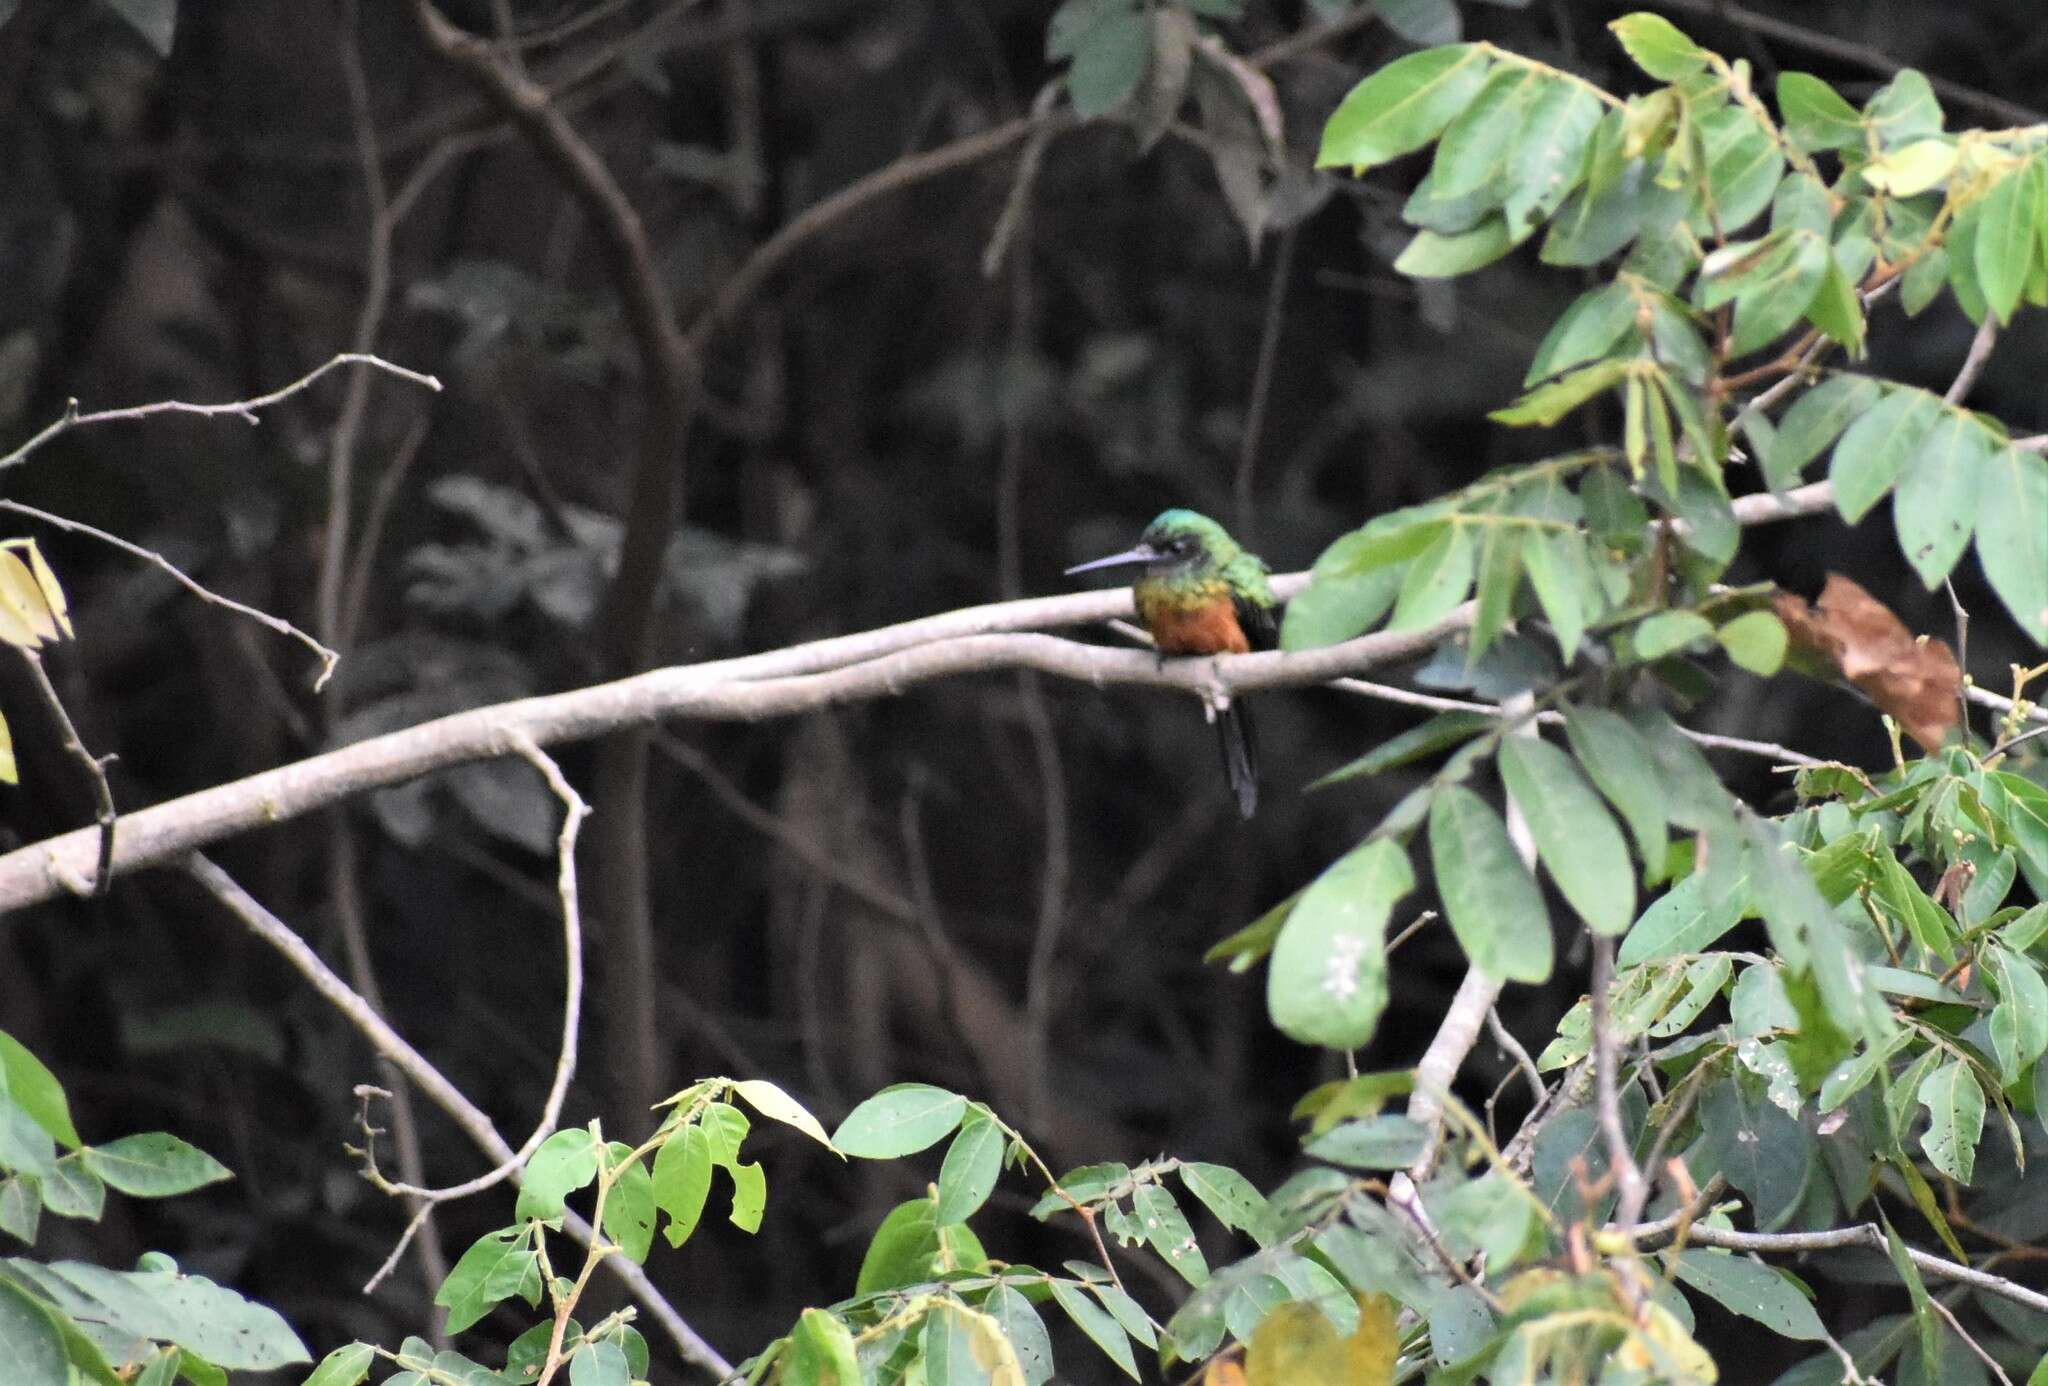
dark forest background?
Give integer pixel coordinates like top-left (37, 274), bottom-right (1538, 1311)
top-left (2, 0), bottom-right (2045, 1378)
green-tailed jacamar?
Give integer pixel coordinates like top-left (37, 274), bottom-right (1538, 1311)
top-left (1067, 509), bottom-right (1280, 818)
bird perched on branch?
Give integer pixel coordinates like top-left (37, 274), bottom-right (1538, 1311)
top-left (1066, 509), bottom-right (1280, 818)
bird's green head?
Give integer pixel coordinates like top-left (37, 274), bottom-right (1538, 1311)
top-left (1065, 508), bottom-right (1243, 579)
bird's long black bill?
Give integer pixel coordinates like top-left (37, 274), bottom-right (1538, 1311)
top-left (1064, 544), bottom-right (1161, 575)
top-left (1217, 698), bottom-right (1259, 819)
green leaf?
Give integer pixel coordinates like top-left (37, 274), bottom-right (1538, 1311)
top-left (1831, 389), bottom-right (1936, 524)
top-left (1865, 70), bottom-right (1943, 148)
top-left (1429, 65), bottom-right (1542, 197)
top-left (1279, 570), bottom-right (1399, 650)
top-left (1178, 1162), bottom-right (1274, 1246)
top-left (1776, 72), bottom-right (1864, 153)
top-left (435, 1227), bottom-right (539, 1336)
top-left (38, 1260), bottom-right (308, 1370)
top-left (1489, 359), bottom-right (1630, 426)
top-left (1632, 610), bottom-right (1713, 661)
top-left (1976, 156), bottom-right (2042, 324)
top-left (568, 1341), bottom-right (629, 1386)
top-left (0, 1278), bottom-right (65, 1386)
top-left (1065, 11), bottom-right (1152, 118)
top-left (1987, 943), bottom-right (2048, 1083)
top-left (1818, 1030), bottom-right (1912, 1112)
top-left (1468, 519), bottom-right (1524, 660)
top-left (651, 1126), bottom-right (712, 1248)
top-left (601, 1145), bottom-right (656, 1264)
top-left (1608, 12), bottom-right (1705, 80)
top-left (78, 1135), bottom-right (230, 1198)
top-left (1429, 786), bottom-right (1553, 982)
top-left (1894, 409), bottom-right (1990, 587)
top-left (1762, 375), bottom-right (1881, 491)
top-left (855, 1198), bottom-right (941, 1295)
top-left (1806, 253), bottom-right (1865, 353)
top-left (1317, 45), bottom-right (1493, 172)
top-left (38, 1155), bottom-right (103, 1221)
top-left (301, 1343), bottom-right (375, 1386)
top-left (725, 1159), bottom-right (766, 1233)
top-left (0, 1032), bottom-right (79, 1150)
top-left (1718, 611), bottom-right (1788, 676)
top-left (1392, 218), bottom-right (1515, 278)
top-left (731, 1080), bottom-right (839, 1154)
top-left (1902, 246), bottom-right (1949, 316)
top-left (1916, 1059), bottom-right (1984, 1183)
top-left (1266, 838), bottom-right (1413, 1050)
top-left (1498, 736), bottom-right (1634, 934)
top-left (1522, 530), bottom-right (1598, 658)
top-left (934, 1111), bottom-right (1004, 1225)
top-left (1562, 705), bottom-right (1669, 875)
top-left (1131, 1182), bottom-right (1208, 1285)
top-left (1976, 444), bottom-right (2048, 644)
top-left (1669, 1251), bottom-right (1825, 1340)
top-left (1625, 706), bottom-right (1731, 832)
top-left (1524, 282), bottom-right (1636, 384)
top-left (1388, 522), bottom-right (1476, 631)
top-left (1690, 103), bottom-right (1784, 238)
top-left (515, 1128), bottom-right (599, 1223)
top-left (1618, 864), bottom-right (1748, 966)
top-left (1050, 1279), bottom-right (1140, 1380)
top-left (1502, 81), bottom-right (1604, 239)
top-left (987, 1284), bottom-right (1054, 1386)
top-left (1714, 231), bottom-right (1828, 357)
top-left (832, 1084), bottom-right (966, 1158)
top-left (1305, 1115), bottom-right (1430, 1169)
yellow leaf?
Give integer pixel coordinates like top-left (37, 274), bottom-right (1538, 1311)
top-left (0, 709), bottom-right (15, 785)
top-left (964, 1305), bottom-right (1030, 1386)
top-left (20, 541), bottom-right (71, 639)
top-left (1201, 1359), bottom-right (1248, 1386)
top-left (0, 548), bottom-right (56, 645)
top-left (1245, 1297), bottom-right (1396, 1386)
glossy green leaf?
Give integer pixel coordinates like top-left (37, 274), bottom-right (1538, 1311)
top-left (934, 1111), bottom-right (1004, 1226)
top-left (515, 1129), bottom-right (599, 1223)
top-left (1131, 1182), bottom-right (1208, 1286)
top-left (79, 1135), bottom-right (229, 1198)
top-left (1050, 1279), bottom-right (1139, 1380)
top-left (1916, 1059), bottom-right (1984, 1183)
top-left (855, 1197), bottom-right (941, 1295)
top-left (1718, 611), bottom-right (1788, 676)
top-left (1317, 45), bottom-right (1493, 171)
top-left (1561, 705), bottom-right (1668, 874)
top-left (0, 1032), bottom-right (78, 1150)
top-left (1490, 359), bottom-right (1630, 427)
top-left (1776, 72), bottom-right (1864, 153)
top-left (1977, 444), bottom-right (2048, 644)
top-left (1065, 11), bottom-right (1151, 118)
top-left (1608, 12), bottom-right (1705, 80)
top-left (1976, 155), bottom-right (2042, 323)
top-left (1762, 375), bottom-right (1882, 491)
top-left (1894, 409), bottom-right (1989, 587)
top-left (1498, 735), bottom-right (1634, 934)
top-left (651, 1126), bottom-right (712, 1248)
top-left (1388, 522), bottom-right (1476, 630)
top-left (1987, 943), bottom-right (2048, 1083)
top-left (1633, 609), bottom-right (1713, 661)
top-left (1392, 218), bottom-right (1515, 278)
top-left (0, 1278), bottom-right (65, 1386)
top-left (1669, 1251), bottom-right (1825, 1340)
top-left (832, 1085), bottom-right (966, 1158)
top-left (301, 1343), bottom-right (375, 1386)
top-left (1266, 838), bottom-right (1413, 1050)
top-left (1429, 785), bottom-right (1553, 982)
top-left (1279, 569), bottom-right (1399, 650)
top-left (435, 1227), bottom-right (539, 1336)
top-left (1831, 390), bottom-right (1936, 523)
top-left (1318, 712), bottom-right (1499, 790)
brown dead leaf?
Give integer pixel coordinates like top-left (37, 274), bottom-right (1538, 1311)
top-left (1772, 573), bottom-right (1962, 751)
top-left (1201, 1357), bottom-right (1249, 1386)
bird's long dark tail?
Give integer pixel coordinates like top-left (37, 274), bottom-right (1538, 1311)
top-left (1217, 698), bottom-right (1260, 819)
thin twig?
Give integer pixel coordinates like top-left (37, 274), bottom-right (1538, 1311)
top-left (0, 501), bottom-right (340, 691)
top-left (184, 854), bottom-right (729, 1375)
top-left (1928, 1294), bottom-right (2016, 1386)
top-left (1629, 1218), bottom-right (2048, 1316)
top-left (20, 647), bottom-right (115, 897)
top-left (0, 353), bottom-right (440, 473)
top-left (1944, 320), bottom-right (1999, 405)
top-left (1487, 1008), bottom-right (1547, 1107)
top-left (1590, 934), bottom-right (1649, 1226)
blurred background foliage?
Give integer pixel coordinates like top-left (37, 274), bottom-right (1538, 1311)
top-left (1, 0), bottom-right (2044, 1377)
